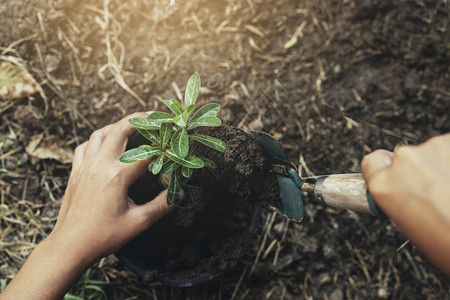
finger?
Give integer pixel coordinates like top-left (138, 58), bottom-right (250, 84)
top-left (121, 157), bottom-right (154, 187)
top-left (71, 142), bottom-right (88, 176)
top-left (84, 124), bottom-right (114, 159)
top-left (130, 189), bottom-right (181, 231)
top-left (101, 112), bottom-right (149, 159)
top-left (361, 149), bottom-right (394, 183)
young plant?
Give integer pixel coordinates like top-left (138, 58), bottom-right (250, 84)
top-left (119, 72), bottom-right (227, 204)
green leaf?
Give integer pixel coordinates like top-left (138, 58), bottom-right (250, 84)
top-left (174, 104), bottom-right (196, 128)
top-left (171, 128), bottom-right (189, 158)
top-left (160, 160), bottom-right (179, 174)
top-left (159, 123), bottom-right (173, 148)
top-left (199, 156), bottom-right (217, 169)
top-left (1, 279), bottom-right (7, 293)
top-left (129, 117), bottom-right (160, 130)
top-left (166, 150), bottom-right (205, 169)
top-left (167, 172), bottom-right (181, 205)
top-left (119, 146), bottom-right (161, 163)
top-left (98, 257), bottom-right (106, 268)
top-left (188, 141), bottom-right (199, 155)
top-left (184, 72), bottom-right (201, 107)
top-left (187, 117), bottom-right (222, 130)
top-left (64, 294), bottom-right (84, 300)
top-left (84, 285), bottom-right (107, 299)
top-left (148, 155), bottom-right (164, 174)
top-left (164, 99), bottom-right (183, 115)
top-left (190, 103), bottom-right (221, 122)
top-left (173, 114), bottom-right (186, 127)
top-left (137, 128), bottom-right (159, 145)
top-left (146, 112), bottom-right (174, 124)
top-left (189, 134), bottom-right (227, 152)
top-left (186, 104), bottom-right (196, 116)
top-left (182, 166), bottom-right (193, 178)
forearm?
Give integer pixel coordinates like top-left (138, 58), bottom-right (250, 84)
top-left (1, 233), bottom-right (95, 300)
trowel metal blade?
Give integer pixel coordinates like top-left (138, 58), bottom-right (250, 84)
top-left (272, 174), bottom-right (305, 222)
top-left (251, 131), bottom-right (305, 222)
top-left (251, 131), bottom-right (294, 167)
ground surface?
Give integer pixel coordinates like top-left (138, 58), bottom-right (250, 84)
top-left (1, 0), bottom-right (449, 299)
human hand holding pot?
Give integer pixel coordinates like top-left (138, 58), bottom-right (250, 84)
top-left (2, 112), bottom-right (176, 300)
top-left (361, 133), bottom-right (450, 276)
top-left (52, 111), bottom-right (176, 259)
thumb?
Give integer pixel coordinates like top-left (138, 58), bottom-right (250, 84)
top-left (361, 149), bottom-right (394, 183)
top-left (132, 189), bottom-right (182, 230)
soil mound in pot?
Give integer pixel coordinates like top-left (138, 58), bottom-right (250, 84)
top-left (117, 126), bottom-right (279, 285)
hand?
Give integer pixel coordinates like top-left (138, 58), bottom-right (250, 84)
top-left (51, 112), bottom-right (174, 261)
top-left (2, 112), bottom-right (175, 300)
top-left (361, 133), bottom-right (450, 275)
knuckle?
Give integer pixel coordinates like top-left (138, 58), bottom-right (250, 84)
top-left (367, 172), bottom-right (390, 199)
top-left (136, 212), bottom-right (151, 229)
top-left (394, 145), bottom-right (414, 161)
top-left (360, 155), bottom-right (370, 171)
top-left (107, 167), bottom-right (125, 184)
top-left (129, 209), bottom-right (152, 232)
top-left (361, 150), bottom-right (386, 171)
top-left (89, 130), bottom-right (105, 141)
top-left (425, 134), bottom-right (447, 148)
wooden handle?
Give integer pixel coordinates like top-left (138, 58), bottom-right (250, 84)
top-left (314, 174), bottom-right (382, 216)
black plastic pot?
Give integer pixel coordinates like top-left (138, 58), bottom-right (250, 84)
top-left (116, 204), bottom-right (261, 287)
top-left (115, 132), bottom-right (262, 287)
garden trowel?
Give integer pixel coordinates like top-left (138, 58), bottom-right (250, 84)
top-left (251, 131), bottom-right (383, 223)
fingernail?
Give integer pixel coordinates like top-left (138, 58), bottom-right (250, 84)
top-left (145, 111), bottom-right (153, 115)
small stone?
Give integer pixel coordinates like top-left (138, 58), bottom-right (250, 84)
top-left (377, 287), bottom-right (388, 299)
top-left (333, 64), bottom-right (341, 73)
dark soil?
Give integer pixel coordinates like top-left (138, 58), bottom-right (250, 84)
top-left (1, 0), bottom-right (449, 299)
top-left (196, 126), bottom-right (280, 205)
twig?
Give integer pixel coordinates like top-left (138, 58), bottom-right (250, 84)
top-left (250, 212), bottom-right (277, 275)
top-left (1, 34), bottom-right (39, 55)
top-left (21, 171), bottom-right (30, 201)
top-left (230, 267), bottom-right (247, 300)
top-left (37, 12), bottom-right (48, 42)
top-left (100, 33), bottom-right (146, 107)
top-left (402, 248), bottom-right (423, 280)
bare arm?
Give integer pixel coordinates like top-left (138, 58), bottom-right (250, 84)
top-left (361, 133), bottom-right (450, 275)
top-left (2, 113), bottom-right (174, 299)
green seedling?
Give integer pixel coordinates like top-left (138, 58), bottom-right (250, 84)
top-left (119, 72), bottom-right (227, 204)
